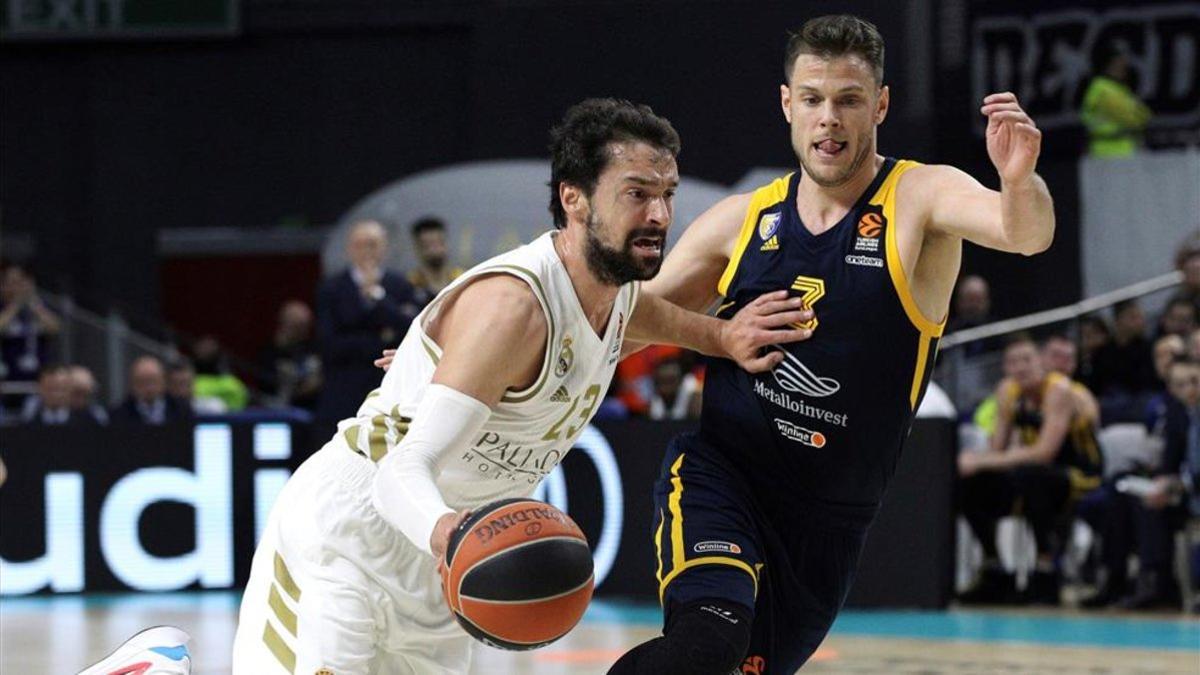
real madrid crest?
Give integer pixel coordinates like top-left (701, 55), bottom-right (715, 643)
top-left (555, 335), bottom-right (574, 377)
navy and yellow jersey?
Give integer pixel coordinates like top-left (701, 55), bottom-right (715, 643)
top-left (697, 158), bottom-right (945, 514)
top-left (1001, 373), bottom-right (1103, 495)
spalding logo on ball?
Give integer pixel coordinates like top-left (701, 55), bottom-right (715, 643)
top-left (440, 498), bottom-right (595, 650)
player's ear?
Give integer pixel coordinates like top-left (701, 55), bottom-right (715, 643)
top-left (560, 182), bottom-right (587, 224)
top-left (875, 85), bottom-right (890, 125)
top-left (780, 83), bottom-right (792, 124)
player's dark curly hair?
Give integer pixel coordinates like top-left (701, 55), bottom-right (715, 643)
top-left (548, 98), bottom-right (681, 229)
top-left (784, 15), bottom-right (885, 85)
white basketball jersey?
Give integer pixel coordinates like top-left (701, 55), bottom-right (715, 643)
top-left (339, 231), bottom-right (639, 510)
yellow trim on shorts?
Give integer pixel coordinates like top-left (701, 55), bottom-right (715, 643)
top-left (653, 508), bottom-right (665, 586)
top-left (667, 454), bottom-right (686, 571)
top-left (658, 556), bottom-right (759, 605)
top-left (273, 552), bottom-right (301, 602)
top-left (268, 584), bottom-right (298, 637)
top-left (717, 174), bottom-right (792, 297)
top-left (263, 621), bottom-right (296, 673)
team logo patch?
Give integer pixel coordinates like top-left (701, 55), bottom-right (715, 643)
top-left (770, 348), bottom-right (840, 397)
top-left (758, 212), bottom-right (781, 240)
top-left (693, 540), bottom-right (742, 555)
top-left (555, 336), bottom-right (574, 377)
top-left (774, 418), bottom-right (828, 448)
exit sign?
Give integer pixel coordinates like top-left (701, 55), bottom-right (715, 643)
top-left (2, 0), bottom-right (238, 40)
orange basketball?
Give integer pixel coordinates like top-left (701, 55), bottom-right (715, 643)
top-left (440, 498), bottom-right (594, 650)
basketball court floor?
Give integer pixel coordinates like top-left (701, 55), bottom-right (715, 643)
top-left (2, 592), bottom-right (1196, 673)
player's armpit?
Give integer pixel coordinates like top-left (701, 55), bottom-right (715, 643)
top-left (425, 274), bottom-right (549, 408)
top-left (906, 164), bottom-right (1052, 256)
top-left (642, 192), bottom-right (753, 312)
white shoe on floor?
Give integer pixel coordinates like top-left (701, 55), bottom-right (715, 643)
top-left (77, 626), bottom-right (192, 675)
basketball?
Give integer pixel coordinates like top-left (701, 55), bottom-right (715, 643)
top-left (440, 498), bottom-right (595, 650)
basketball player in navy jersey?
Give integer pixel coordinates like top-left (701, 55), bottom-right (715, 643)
top-left (609, 15), bottom-right (1054, 675)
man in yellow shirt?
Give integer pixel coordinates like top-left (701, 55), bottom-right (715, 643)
top-left (1080, 50), bottom-right (1152, 158)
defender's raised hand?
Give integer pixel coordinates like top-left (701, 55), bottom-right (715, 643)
top-left (982, 92), bottom-right (1042, 185)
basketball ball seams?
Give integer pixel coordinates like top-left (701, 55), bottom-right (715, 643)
top-left (456, 535), bottom-right (592, 605)
top-left (459, 574), bottom-right (595, 604)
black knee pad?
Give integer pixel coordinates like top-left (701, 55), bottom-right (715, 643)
top-left (609, 599), bottom-right (752, 675)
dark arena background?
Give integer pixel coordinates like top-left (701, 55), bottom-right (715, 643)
top-left (2, 1), bottom-right (1198, 673)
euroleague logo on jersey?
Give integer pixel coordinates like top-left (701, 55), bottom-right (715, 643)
top-left (853, 209), bottom-right (885, 257)
top-left (857, 211), bottom-right (884, 238)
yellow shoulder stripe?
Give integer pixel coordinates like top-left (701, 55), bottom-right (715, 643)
top-left (717, 174), bottom-right (792, 297)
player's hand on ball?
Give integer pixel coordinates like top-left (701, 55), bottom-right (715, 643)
top-left (981, 92), bottom-right (1042, 186)
top-left (430, 509), bottom-right (471, 559)
top-left (375, 349), bottom-right (397, 371)
top-left (722, 290), bottom-right (814, 373)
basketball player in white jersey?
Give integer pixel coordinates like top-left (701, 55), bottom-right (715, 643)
top-left (225, 98), bottom-right (814, 674)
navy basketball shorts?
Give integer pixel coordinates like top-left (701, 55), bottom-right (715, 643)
top-left (651, 433), bottom-right (870, 675)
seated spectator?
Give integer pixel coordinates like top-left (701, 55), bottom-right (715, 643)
top-left (1041, 334), bottom-right (1078, 378)
top-left (946, 275), bottom-right (999, 356)
top-left (257, 301), bottom-right (322, 411)
top-left (1076, 314), bottom-right (1112, 392)
top-left (1090, 299), bottom-right (1157, 421)
top-left (1082, 358), bottom-right (1198, 609)
top-left (67, 364), bottom-right (109, 425)
top-left (1172, 234), bottom-right (1200, 315)
top-left (647, 358), bottom-right (702, 421)
top-left (1146, 335), bottom-right (1187, 435)
top-left (167, 359), bottom-right (196, 413)
top-left (191, 335), bottom-right (249, 413)
top-left (21, 365), bottom-right (96, 426)
top-left (317, 220), bottom-right (420, 426)
top-left (110, 356), bottom-right (193, 425)
top-left (408, 217), bottom-right (465, 306)
top-left (1156, 296), bottom-right (1198, 341)
top-left (0, 263), bottom-right (61, 414)
top-left (957, 335), bottom-right (1103, 605)
top-left (614, 344), bottom-right (684, 416)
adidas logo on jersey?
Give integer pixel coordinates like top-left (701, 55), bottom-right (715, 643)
top-left (760, 235), bottom-right (779, 252)
top-left (550, 386), bottom-right (570, 403)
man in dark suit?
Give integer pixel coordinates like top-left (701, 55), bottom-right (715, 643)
top-left (110, 355), bottom-right (194, 426)
top-left (22, 365), bottom-right (98, 427)
top-left (316, 220), bottom-right (420, 427)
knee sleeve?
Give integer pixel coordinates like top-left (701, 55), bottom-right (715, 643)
top-left (608, 599), bottom-right (752, 675)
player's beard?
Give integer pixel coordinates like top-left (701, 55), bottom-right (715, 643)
top-left (797, 129), bottom-right (874, 188)
top-left (583, 211), bottom-right (664, 286)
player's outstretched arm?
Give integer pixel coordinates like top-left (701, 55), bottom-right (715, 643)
top-left (912, 92), bottom-right (1054, 256)
top-left (371, 275), bottom-right (547, 558)
top-left (627, 290), bottom-right (812, 373)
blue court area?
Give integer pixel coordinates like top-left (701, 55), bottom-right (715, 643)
top-left (4, 592), bottom-right (1197, 656)
top-left (582, 601), bottom-right (1200, 652)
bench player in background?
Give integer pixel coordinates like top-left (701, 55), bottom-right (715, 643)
top-left (609, 15), bottom-right (1054, 675)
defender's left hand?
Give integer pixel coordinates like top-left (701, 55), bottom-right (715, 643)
top-left (721, 291), bottom-right (814, 373)
top-left (981, 92), bottom-right (1042, 185)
